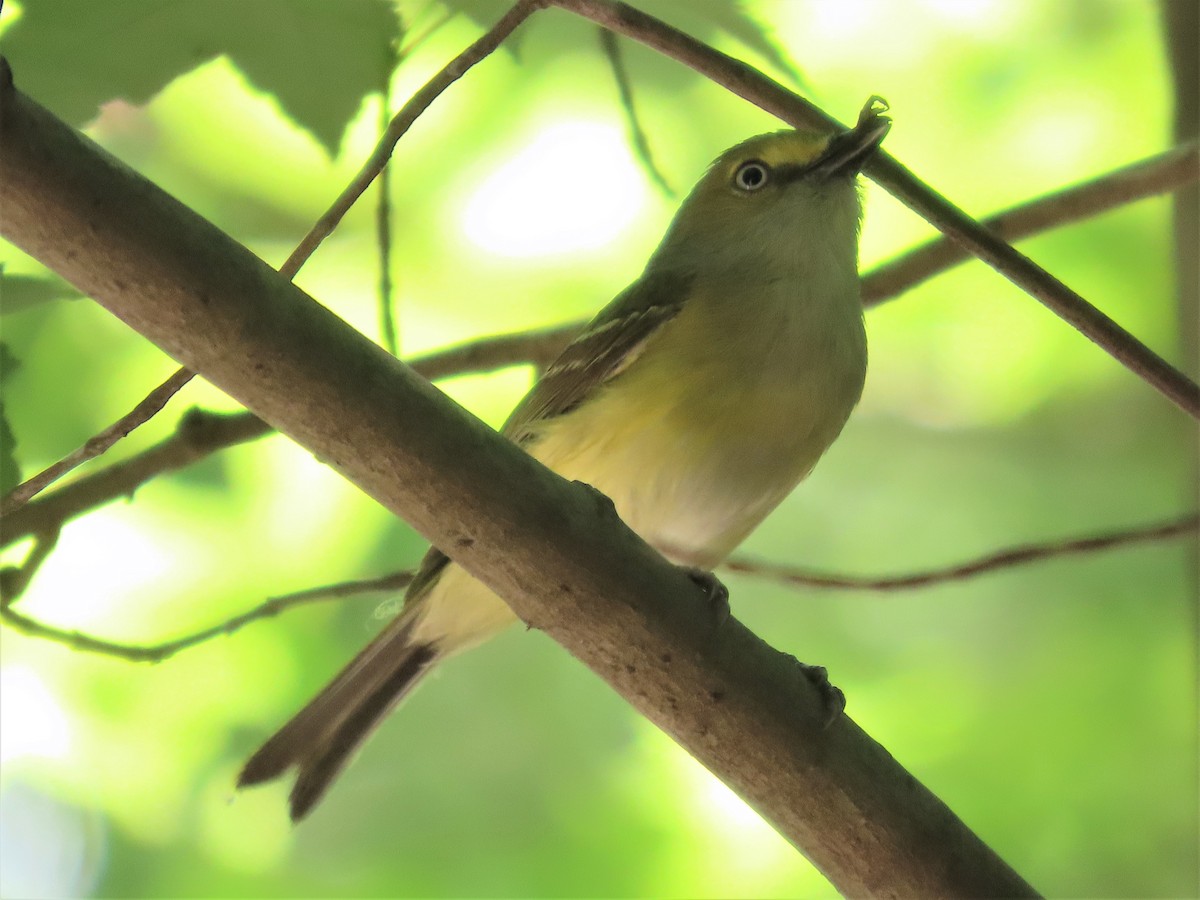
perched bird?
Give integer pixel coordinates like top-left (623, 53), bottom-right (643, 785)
top-left (240, 99), bottom-right (891, 821)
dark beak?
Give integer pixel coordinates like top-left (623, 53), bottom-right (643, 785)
top-left (808, 96), bottom-right (891, 179)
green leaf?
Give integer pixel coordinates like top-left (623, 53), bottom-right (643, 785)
top-left (0, 0), bottom-right (403, 155)
top-left (0, 271), bottom-right (84, 314)
top-left (432, 0), bottom-right (801, 80)
top-left (0, 343), bottom-right (21, 495)
top-left (637, 0), bottom-right (803, 83)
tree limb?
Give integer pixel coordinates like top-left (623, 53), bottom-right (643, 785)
top-left (0, 58), bottom-right (1037, 896)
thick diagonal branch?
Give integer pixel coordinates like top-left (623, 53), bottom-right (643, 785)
top-left (0, 66), bottom-right (1035, 897)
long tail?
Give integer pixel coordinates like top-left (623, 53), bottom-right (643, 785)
top-left (238, 603), bottom-right (441, 821)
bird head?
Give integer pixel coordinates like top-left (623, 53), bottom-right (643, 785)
top-left (650, 98), bottom-right (891, 278)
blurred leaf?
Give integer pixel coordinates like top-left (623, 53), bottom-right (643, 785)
top-left (0, 271), bottom-right (84, 314)
top-left (435, 0), bottom-right (800, 80)
top-left (0, 0), bottom-right (402, 154)
top-left (637, 0), bottom-right (802, 83)
top-left (0, 342), bottom-right (21, 494)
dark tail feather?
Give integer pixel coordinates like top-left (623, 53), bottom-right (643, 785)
top-left (238, 607), bottom-right (440, 821)
top-left (287, 643), bottom-right (437, 820)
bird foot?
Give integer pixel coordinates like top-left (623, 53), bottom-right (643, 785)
top-left (681, 567), bottom-right (730, 627)
top-left (796, 661), bottom-right (846, 727)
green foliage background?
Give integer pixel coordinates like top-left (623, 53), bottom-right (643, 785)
top-left (1, 0), bottom-right (1196, 896)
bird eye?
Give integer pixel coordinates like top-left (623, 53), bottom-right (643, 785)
top-left (733, 160), bottom-right (770, 192)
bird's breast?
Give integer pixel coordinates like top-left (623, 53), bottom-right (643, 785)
top-left (532, 277), bottom-right (866, 566)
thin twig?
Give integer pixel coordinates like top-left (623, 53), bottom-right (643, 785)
top-left (377, 40), bottom-right (399, 356)
top-left (279, 0), bottom-right (543, 279)
top-left (598, 27), bottom-right (675, 197)
top-left (0, 366), bottom-right (194, 515)
top-left (0, 527), bottom-right (59, 606)
top-left (1, 409), bottom-right (273, 551)
top-left (398, 7), bottom-right (454, 59)
top-left (0, 325), bottom-right (578, 549)
top-left (0, 570), bottom-right (414, 663)
top-left (723, 513), bottom-right (1200, 591)
top-left (547, 0), bottom-right (1200, 419)
top-left (863, 141), bottom-right (1200, 308)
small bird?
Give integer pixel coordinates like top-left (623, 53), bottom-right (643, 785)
top-left (239, 98), bottom-right (891, 821)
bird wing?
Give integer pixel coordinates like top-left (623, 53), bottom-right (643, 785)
top-left (502, 268), bottom-right (692, 446)
top-left (404, 268), bottom-right (692, 604)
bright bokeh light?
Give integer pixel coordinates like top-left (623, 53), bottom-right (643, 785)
top-left (920, 0), bottom-right (1006, 27)
top-left (8, 512), bottom-right (181, 631)
top-left (775, 0), bottom-right (1019, 67)
top-left (0, 666), bottom-right (71, 765)
top-left (0, 0), bottom-right (22, 34)
top-left (0, 781), bottom-right (103, 899)
top-left (461, 121), bottom-right (648, 259)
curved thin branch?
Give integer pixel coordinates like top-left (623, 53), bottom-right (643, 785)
top-left (0, 527), bottom-right (58, 606)
top-left (598, 27), bottom-right (675, 197)
top-left (376, 41), bottom-right (399, 356)
top-left (279, 0), bottom-right (543, 277)
top-left (1, 409), bottom-right (272, 550)
top-left (0, 367), bottom-right (194, 515)
top-left (724, 513), bottom-right (1200, 591)
top-left (0, 570), bottom-right (412, 663)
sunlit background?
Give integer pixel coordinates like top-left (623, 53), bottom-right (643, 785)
top-left (1, 0), bottom-right (1196, 896)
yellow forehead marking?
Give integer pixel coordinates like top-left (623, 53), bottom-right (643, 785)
top-left (715, 129), bottom-right (831, 175)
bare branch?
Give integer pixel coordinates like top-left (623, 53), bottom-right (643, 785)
top-left (0, 366), bottom-right (194, 515)
top-left (863, 141), bottom-right (1200, 308)
top-left (279, 0), bottom-right (542, 278)
top-left (0, 569), bottom-right (412, 663)
top-left (0, 527), bottom-right (58, 605)
top-left (1, 409), bottom-right (272, 547)
top-left (376, 41), bottom-right (400, 356)
top-left (598, 27), bottom-right (675, 197)
top-left (548, 0), bottom-right (1200, 418)
top-left (725, 514), bottom-right (1200, 591)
